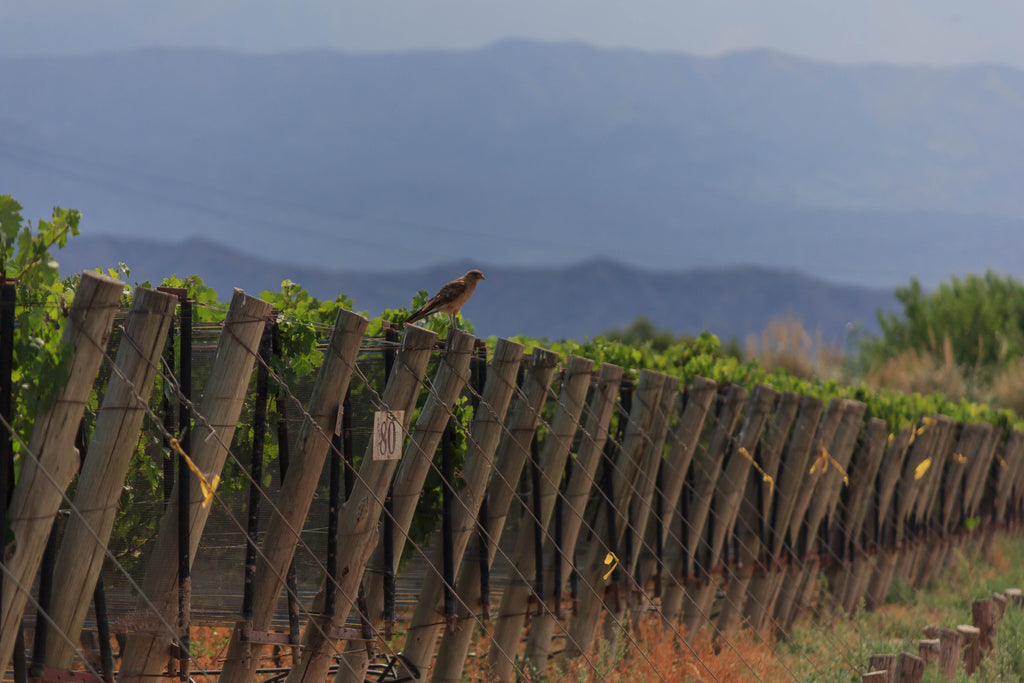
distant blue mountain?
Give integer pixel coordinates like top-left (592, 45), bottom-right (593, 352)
top-left (60, 234), bottom-right (895, 343)
top-left (2, 41), bottom-right (1022, 286)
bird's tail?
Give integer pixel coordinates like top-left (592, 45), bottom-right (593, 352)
top-left (405, 307), bottom-right (429, 326)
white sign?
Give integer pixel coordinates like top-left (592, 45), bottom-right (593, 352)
top-left (372, 410), bottom-right (405, 461)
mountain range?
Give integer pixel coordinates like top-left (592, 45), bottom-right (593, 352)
top-left (60, 235), bottom-right (896, 343)
top-left (2, 40), bottom-right (1022, 289)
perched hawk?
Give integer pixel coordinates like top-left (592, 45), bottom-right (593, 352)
top-left (405, 269), bottom-right (485, 330)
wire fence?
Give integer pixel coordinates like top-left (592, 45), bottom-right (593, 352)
top-left (2, 273), bottom-right (1023, 683)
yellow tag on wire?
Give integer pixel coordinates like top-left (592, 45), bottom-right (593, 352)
top-left (168, 437), bottom-right (220, 508)
top-left (954, 453), bottom-right (968, 465)
top-left (602, 552), bottom-right (619, 581)
top-left (738, 447), bottom-right (775, 496)
top-left (914, 458), bottom-right (932, 480)
top-left (809, 448), bottom-right (849, 486)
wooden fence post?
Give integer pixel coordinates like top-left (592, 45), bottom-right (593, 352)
top-left (895, 652), bottom-right (926, 683)
top-left (790, 400), bottom-right (866, 629)
top-left (868, 654), bottom-right (897, 681)
top-left (521, 363), bottom-right (624, 677)
top-left (833, 418), bottom-right (889, 615)
top-left (746, 396), bottom-right (823, 636)
top-left (437, 355), bottom-right (593, 683)
top-left (717, 390), bottom-right (797, 633)
top-left (0, 272), bottom-right (125, 674)
top-left (274, 324), bottom-right (436, 683)
top-left (933, 626), bottom-right (963, 679)
top-left (864, 427), bottom-right (914, 610)
top-left (556, 371), bottom-right (669, 661)
top-left (709, 385), bottom-right (780, 634)
top-left (770, 399), bottom-right (846, 633)
top-left (736, 391), bottom-right (801, 632)
top-left (422, 349), bottom-right (559, 683)
top-left (678, 384), bottom-right (748, 637)
top-left (331, 330), bottom-right (476, 683)
top-left (906, 417), bottom-right (956, 588)
top-left (958, 624), bottom-right (981, 675)
top-left (972, 598), bottom-right (997, 654)
top-left (118, 289), bottom-right (272, 683)
top-left (392, 344), bottom-right (552, 683)
top-left (644, 378), bottom-right (718, 629)
top-left (45, 288), bottom-right (178, 669)
top-left (216, 309), bottom-right (371, 683)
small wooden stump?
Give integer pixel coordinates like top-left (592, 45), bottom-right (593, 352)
top-left (957, 624), bottom-right (982, 675)
top-left (1004, 587), bottom-right (1022, 608)
top-left (895, 652), bottom-right (926, 683)
top-left (992, 592), bottom-right (1008, 619)
top-left (868, 654), bottom-right (897, 682)
top-left (972, 598), bottom-right (997, 653)
top-left (935, 627), bottom-right (963, 679)
top-left (918, 638), bottom-right (940, 667)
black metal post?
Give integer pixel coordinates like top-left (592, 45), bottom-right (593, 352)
top-left (93, 574), bottom-right (115, 683)
top-left (30, 515), bottom-right (59, 678)
top-left (553, 459), bottom-right (567, 619)
top-left (382, 328), bottom-right (399, 635)
top-left (177, 297), bottom-right (192, 680)
top-left (161, 320), bottom-right (177, 504)
top-left (470, 341), bottom-right (490, 619)
top-left (654, 461), bottom-right (664, 598)
top-left (530, 433), bottom-right (544, 615)
top-left (0, 280), bottom-right (16, 675)
top-left (243, 325), bottom-right (273, 621)
top-left (477, 495), bottom-right (491, 621)
top-left (441, 421), bottom-right (457, 626)
top-left (271, 324), bottom-right (301, 656)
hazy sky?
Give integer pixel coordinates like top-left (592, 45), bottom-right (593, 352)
top-left (2, 0), bottom-right (1024, 67)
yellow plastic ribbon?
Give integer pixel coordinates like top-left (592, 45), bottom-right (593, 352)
top-left (738, 447), bottom-right (775, 495)
top-left (602, 552), bottom-right (620, 581)
top-left (168, 437), bottom-right (220, 508)
top-left (809, 448), bottom-right (849, 486)
top-left (914, 458), bottom-right (932, 480)
top-left (916, 416), bottom-right (936, 435)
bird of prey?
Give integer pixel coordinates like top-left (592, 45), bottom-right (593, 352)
top-left (405, 269), bottom-right (485, 330)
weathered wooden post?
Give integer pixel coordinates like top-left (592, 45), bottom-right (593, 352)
top-left (895, 652), bottom-right (926, 683)
top-left (271, 324), bottom-right (436, 683)
top-left (834, 418), bottom-right (889, 615)
top-left (435, 355), bottom-right (593, 683)
top-left (394, 345), bottom-right (554, 683)
top-left (958, 624), bottom-right (981, 675)
top-left (118, 289), bottom-right (273, 683)
top-left (645, 378), bottom-right (717, 630)
top-left (864, 427), bottom-right (914, 609)
top-left (699, 384), bottom-right (777, 636)
top-left (0, 272), bottom-right (125, 673)
top-left (905, 417), bottom-right (955, 588)
top-left (331, 330), bottom-right (477, 683)
top-left (868, 654), bottom-right (897, 681)
top-left (45, 287), bottom-right (179, 668)
top-left (787, 400), bottom-right (865, 628)
top-left (421, 349), bottom-right (559, 682)
top-left (564, 370), bottom-right (670, 659)
top-left (972, 598), bottom-right (997, 654)
top-left (771, 399), bottom-right (844, 633)
top-left (216, 309), bottom-right (371, 683)
top-left (522, 363), bottom-right (624, 676)
top-left (744, 395), bottom-right (823, 636)
top-left (716, 389), bottom-right (797, 633)
top-left (927, 626), bottom-right (962, 679)
top-left (677, 384), bottom-right (748, 638)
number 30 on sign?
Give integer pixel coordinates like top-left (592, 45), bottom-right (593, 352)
top-left (373, 410), bottom-right (405, 461)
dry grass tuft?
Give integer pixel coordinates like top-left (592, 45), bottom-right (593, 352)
top-left (745, 315), bottom-right (845, 381)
